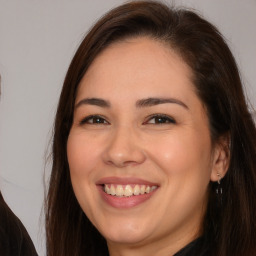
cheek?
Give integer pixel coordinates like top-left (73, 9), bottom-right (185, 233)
top-left (149, 131), bottom-right (212, 210)
top-left (67, 132), bottom-right (102, 216)
top-left (145, 129), bottom-right (212, 180)
top-left (67, 132), bottom-right (99, 177)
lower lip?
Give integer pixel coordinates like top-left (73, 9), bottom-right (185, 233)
top-left (97, 186), bottom-right (157, 209)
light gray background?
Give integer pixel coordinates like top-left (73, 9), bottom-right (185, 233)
top-left (0, 0), bottom-right (255, 255)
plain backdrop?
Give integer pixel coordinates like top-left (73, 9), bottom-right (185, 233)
top-left (0, 0), bottom-right (255, 255)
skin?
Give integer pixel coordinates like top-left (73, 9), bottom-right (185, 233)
top-left (67, 37), bottom-right (228, 256)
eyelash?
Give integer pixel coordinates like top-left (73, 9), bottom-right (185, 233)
top-left (79, 114), bottom-right (176, 125)
top-left (80, 115), bottom-right (109, 125)
top-left (143, 114), bottom-right (176, 125)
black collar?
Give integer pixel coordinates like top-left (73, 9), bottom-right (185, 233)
top-left (174, 237), bottom-right (208, 256)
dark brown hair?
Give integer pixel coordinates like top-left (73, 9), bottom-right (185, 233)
top-left (45, 1), bottom-right (256, 255)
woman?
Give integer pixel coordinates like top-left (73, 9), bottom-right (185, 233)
top-left (45, 1), bottom-right (256, 255)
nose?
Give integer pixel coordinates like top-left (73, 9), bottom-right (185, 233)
top-left (102, 126), bottom-right (146, 168)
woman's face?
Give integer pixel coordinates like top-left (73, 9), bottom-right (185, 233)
top-left (67, 37), bottom-right (222, 253)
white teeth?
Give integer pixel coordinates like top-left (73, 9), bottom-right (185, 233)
top-left (116, 185), bottom-right (124, 196)
top-left (110, 185), bottom-right (115, 195)
top-left (104, 184), bottom-right (157, 197)
top-left (124, 185), bottom-right (133, 197)
top-left (151, 186), bottom-right (157, 191)
top-left (105, 185), bottom-right (110, 194)
top-left (133, 185), bottom-right (140, 195)
top-left (140, 185), bottom-right (146, 194)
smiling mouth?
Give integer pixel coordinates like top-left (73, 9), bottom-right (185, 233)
top-left (103, 184), bottom-right (158, 197)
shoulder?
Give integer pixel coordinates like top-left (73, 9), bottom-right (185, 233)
top-left (0, 194), bottom-right (38, 256)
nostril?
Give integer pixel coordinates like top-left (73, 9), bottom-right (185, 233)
top-left (103, 148), bottom-right (146, 167)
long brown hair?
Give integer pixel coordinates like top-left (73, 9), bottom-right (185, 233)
top-left (45, 1), bottom-right (256, 255)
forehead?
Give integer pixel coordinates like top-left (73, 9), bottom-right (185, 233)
top-left (76, 37), bottom-right (197, 105)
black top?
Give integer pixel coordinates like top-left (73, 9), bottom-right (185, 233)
top-left (174, 237), bottom-right (209, 256)
top-left (0, 192), bottom-right (38, 256)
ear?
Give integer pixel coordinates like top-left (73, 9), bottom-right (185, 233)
top-left (210, 134), bottom-right (230, 182)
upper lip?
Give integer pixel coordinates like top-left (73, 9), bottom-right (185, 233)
top-left (96, 176), bottom-right (159, 186)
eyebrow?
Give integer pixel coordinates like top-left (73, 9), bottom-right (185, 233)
top-left (75, 98), bottom-right (111, 108)
top-left (75, 97), bottom-right (188, 109)
top-left (136, 97), bottom-right (188, 109)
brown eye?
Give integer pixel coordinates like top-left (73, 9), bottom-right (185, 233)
top-left (80, 115), bottom-right (109, 125)
top-left (145, 114), bottom-right (176, 124)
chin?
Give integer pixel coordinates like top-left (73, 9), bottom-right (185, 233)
top-left (106, 232), bottom-right (148, 245)
top-left (100, 222), bottom-right (152, 245)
